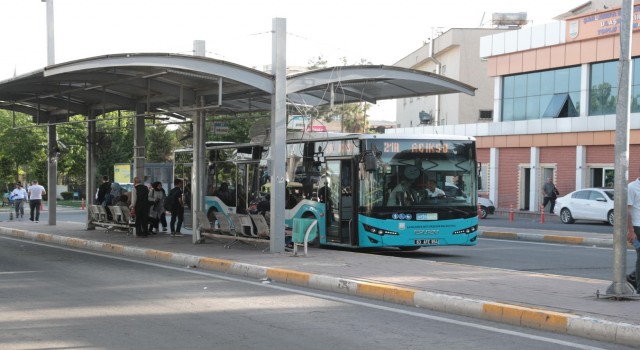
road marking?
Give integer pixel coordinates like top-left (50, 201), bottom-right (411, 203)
top-left (1, 235), bottom-right (609, 350)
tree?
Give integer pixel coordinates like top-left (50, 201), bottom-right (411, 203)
top-left (146, 123), bottom-right (176, 162)
top-left (303, 56), bottom-right (373, 132)
top-left (0, 110), bottom-right (48, 189)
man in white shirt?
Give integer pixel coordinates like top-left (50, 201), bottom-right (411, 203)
top-left (425, 180), bottom-right (446, 198)
top-left (10, 182), bottom-right (28, 219)
top-left (27, 180), bottom-right (46, 223)
top-left (627, 175), bottom-right (640, 294)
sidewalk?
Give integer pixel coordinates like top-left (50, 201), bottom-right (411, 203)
top-left (0, 217), bottom-right (638, 347)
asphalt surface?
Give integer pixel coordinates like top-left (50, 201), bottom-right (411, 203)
top-left (0, 207), bottom-right (638, 348)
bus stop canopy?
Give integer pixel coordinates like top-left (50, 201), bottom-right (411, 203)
top-left (0, 53), bottom-right (475, 123)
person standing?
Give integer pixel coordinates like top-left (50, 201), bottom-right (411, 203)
top-left (10, 182), bottom-right (28, 219)
top-left (130, 177), bottom-right (150, 237)
top-left (96, 175), bottom-right (111, 205)
top-left (542, 177), bottom-right (559, 214)
top-left (627, 173), bottom-right (640, 294)
top-left (147, 181), bottom-right (165, 234)
top-left (168, 178), bottom-right (184, 236)
top-left (27, 180), bottom-right (46, 223)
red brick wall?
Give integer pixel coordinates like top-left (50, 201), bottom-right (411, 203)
top-left (541, 146), bottom-right (575, 196)
top-left (477, 148), bottom-right (490, 164)
top-left (631, 145), bottom-right (640, 180)
top-left (498, 148), bottom-right (528, 209)
top-left (586, 145), bottom-right (614, 163)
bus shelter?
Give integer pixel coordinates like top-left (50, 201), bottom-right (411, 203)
top-left (0, 19), bottom-right (474, 252)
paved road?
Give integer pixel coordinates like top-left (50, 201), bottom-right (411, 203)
top-left (374, 238), bottom-right (635, 280)
top-left (482, 214), bottom-right (613, 235)
top-left (0, 236), bottom-right (628, 350)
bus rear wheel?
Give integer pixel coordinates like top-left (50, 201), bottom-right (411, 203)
top-left (398, 246), bottom-right (421, 251)
top-left (207, 209), bottom-right (218, 228)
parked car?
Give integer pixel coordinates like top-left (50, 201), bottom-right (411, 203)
top-left (553, 187), bottom-right (614, 225)
top-left (478, 196), bottom-right (495, 219)
top-left (444, 183), bottom-right (495, 219)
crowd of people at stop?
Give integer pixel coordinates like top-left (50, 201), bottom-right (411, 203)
top-left (95, 175), bottom-right (187, 238)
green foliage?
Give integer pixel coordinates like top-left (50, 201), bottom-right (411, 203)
top-left (146, 123), bottom-right (176, 162)
top-left (0, 110), bottom-right (48, 188)
top-left (60, 191), bottom-right (73, 200)
top-left (307, 55), bottom-right (328, 70)
top-left (92, 112), bottom-right (135, 182)
top-left (303, 55), bottom-right (373, 133)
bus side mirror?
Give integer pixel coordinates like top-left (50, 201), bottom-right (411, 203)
top-left (364, 153), bottom-right (377, 172)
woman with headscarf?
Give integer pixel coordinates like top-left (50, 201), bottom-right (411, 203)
top-left (147, 181), bottom-right (165, 234)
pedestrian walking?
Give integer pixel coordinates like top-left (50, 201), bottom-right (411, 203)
top-left (96, 175), bottom-right (111, 205)
top-left (10, 182), bottom-right (27, 218)
top-left (147, 181), bottom-right (165, 234)
top-left (27, 180), bottom-right (46, 223)
top-left (627, 172), bottom-right (640, 294)
top-left (542, 177), bottom-right (559, 214)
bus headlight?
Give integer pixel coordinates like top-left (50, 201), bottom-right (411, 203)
top-left (363, 224), bottom-right (399, 236)
top-left (453, 225), bottom-right (478, 235)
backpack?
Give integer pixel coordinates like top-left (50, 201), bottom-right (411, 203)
top-left (164, 187), bottom-right (182, 212)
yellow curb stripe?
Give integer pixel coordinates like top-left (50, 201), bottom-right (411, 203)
top-left (357, 282), bottom-right (416, 305)
top-left (543, 235), bottom-right (584, 245)
top-left (198, 257), bottom-right (233, 272)
top-left (36, 233), bottom-right (53, 242)
top-left (483, 303), bottom-right (569, 333)
top-left (154, 250), bottom-right (173, 263)
top-left (267, 268), bottom-right (311, 287)
top-left (102, 243), bottom-right (125, 254)
top-left (143, 249), bottom-right (161, 259)
top-left (67, 237), bottom-right (86, 248)
top-left (481, 231), bottom-right (518, 240)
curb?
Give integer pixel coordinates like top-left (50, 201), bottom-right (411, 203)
top-left (480, 230), bottom-right (614, 248)
top-left (2, 227), bottom-right (639, 347)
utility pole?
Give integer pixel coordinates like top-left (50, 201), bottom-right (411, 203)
top-left (42, 0), bottom-right (58, 226)
top-left (606, 0), bottom-right (635, 296)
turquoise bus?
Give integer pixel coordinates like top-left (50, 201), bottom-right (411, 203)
top-left (185, 132), bottom-right (479, 250)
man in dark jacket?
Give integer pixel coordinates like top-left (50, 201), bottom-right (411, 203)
top-left (130, 177), bottom-right (150, 237)
top-left (96, 175), bottom-right (111, 205)
top-left (169, 178), bottom-right (185, 236)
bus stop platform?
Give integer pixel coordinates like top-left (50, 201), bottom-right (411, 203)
top-left (0, 219), bottom-right (638, 347)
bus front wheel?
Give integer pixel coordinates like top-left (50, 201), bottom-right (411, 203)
top-left (398, 246), bottom-right (421, 251)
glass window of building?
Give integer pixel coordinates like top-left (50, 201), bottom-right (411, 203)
top-left (589, 60), bottom-right (618, 116)
top-left (502, 66), bottom-right (581, 121)
top-left (632, 57), bottom-right (640, 113)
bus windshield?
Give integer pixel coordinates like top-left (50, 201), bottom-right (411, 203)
top-left (361, 139), bottom-right (477, 211)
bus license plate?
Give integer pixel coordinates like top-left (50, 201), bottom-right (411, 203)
top-left (414, 239), bottom-right (439, 245)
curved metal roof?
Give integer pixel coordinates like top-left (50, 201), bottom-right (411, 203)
top-left (0, 53), bottom-right (475, 124)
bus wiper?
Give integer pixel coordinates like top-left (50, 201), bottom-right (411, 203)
top-left (442, 206), bottom-right (473, 217)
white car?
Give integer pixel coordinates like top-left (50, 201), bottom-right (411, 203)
top-left (477, 196), bottom-right (495, 219)
top-left (554, 187), bottom-right (614, 225)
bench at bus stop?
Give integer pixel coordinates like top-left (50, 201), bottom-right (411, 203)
top-left (195, 211), bottom-right (317, 255)
top-left (88, 204), bottom-right (134, 235)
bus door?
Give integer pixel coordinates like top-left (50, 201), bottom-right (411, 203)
top-left (326, 159), bottom-right (356, 245)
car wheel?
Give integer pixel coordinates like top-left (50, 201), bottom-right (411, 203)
top-left (607, 210), bottom-right (614, 226)
top-left (479, 206), bottom-right (488, 219)
top-left (560, 208), bottom-right (575, 224)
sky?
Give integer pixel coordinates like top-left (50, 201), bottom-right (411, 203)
top-left (0, 0), bottom-right (586, 119)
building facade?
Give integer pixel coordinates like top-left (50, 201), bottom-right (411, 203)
top-left (394, 28), bottom-right (509, 128)
top-left (391, 2), bottom-right (640, 212)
